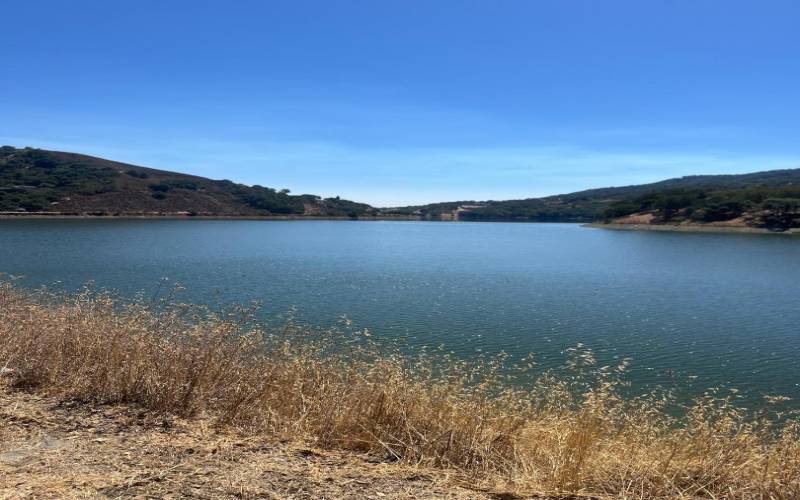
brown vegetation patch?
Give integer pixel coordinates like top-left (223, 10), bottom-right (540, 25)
top-left (1, 280), bottom-right (799, 498)
top-left (0, 385), bottom-right (488, 498)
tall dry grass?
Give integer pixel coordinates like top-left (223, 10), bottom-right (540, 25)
top-left (1, 278), bottom-right (799, 498)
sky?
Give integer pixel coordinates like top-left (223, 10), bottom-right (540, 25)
top-left (1, 1), bottom-right (799, 206)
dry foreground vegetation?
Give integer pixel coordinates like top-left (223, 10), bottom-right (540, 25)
top-left (1, 280), bottom-right (799, 499)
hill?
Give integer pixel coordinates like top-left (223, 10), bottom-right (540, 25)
top-left (0, 146), bottom-right (375, 217)
top-left (383, 168), bottom-right (800, 230)
top-left (3, 146), bottom-right (799, 230)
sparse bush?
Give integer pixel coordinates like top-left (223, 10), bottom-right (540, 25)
top-left (148, 183), bottom-right (171, 192)
top-left (759, 198), bottom-right (800, 231)
top-left (126, 169), bottom-right (149, 179)
top-left (162, 179), bottom-right (198, 190)
top-left (18, 199), bottom-right (45, 211)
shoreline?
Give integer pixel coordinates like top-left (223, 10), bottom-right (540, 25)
top-left (0, 214), bottom-right (575, 223)
top-left (585, 222), bottom-right (800, 235)
top-left (0, 213), bottom-right (424, 221)
top-left (3, 281), bottom-right (799, 498)
top-left (2, 215), bottom-right (798, 235)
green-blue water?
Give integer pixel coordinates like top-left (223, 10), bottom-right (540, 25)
top-left (2, 219), bottom-right (799, 405)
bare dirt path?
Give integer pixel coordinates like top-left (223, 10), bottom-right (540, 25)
top-left (0, 386), bottom-right (507, 499)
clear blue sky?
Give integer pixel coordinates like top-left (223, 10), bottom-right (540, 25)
top-left (2, 1), bottom-right (798, 206)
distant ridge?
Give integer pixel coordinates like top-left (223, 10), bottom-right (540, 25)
top-left (2, 146), bottom-right (799, 230)
top-left (384, 167), bottom-right (800, 230)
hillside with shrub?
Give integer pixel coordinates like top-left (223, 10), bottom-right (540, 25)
top-left (385, 168), bottom-right (800, 230)
top-left (3, 146), bottom-right (799, 229)
top-left (0, 146), bottom-right (375, 217)
top-left (603, 185), bottom-right (800, 231)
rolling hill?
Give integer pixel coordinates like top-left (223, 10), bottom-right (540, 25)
top-left (0, 146), bottom-right (375, 217)
top-left (384, 168), bottom-right (800, 230)
top-left (3, 146), bottom-right (799, 230)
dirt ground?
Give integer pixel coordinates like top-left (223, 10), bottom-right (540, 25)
top-left (0, 384), bottom-right (535, 499)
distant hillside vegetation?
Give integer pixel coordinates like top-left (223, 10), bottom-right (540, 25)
top-left (4, 146), bottom-right (799, 229)
top-left (602, 184), bottom-right (800, 231)
top-left (384, 168), bottom-right (800, 230)
top-left (0, 146), bottom-right (375, 217)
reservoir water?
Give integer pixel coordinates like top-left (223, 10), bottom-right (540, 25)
top-left (2, 219), bottom-right (798, 406)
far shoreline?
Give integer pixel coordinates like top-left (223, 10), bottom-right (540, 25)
top-left (0, 213), bottom-right (423, 221)
top-left (585, 222), bottom-right (800, 235)
top-left (2, 215), bottom-right (799, 235)
top-left (0, 213), bottom-right (577, 223)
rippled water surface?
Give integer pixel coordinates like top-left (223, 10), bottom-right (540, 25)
top-left (2, 220), bottom-right (799, 404)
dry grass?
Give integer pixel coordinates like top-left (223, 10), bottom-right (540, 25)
top-left (1, 279), bottom-right (799, 499)
top-left (0, 387), bottom-right (483, 499)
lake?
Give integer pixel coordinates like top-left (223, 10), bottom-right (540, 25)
top-left (1, 219), bottom-right (799, 406)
